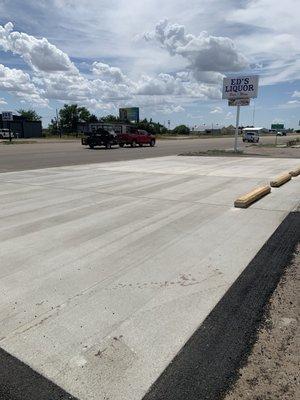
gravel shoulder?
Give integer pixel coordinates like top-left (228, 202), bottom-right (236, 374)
top-left (224, 244), bottom-right (300, 400)
top-left (243, 145), bottom-right (300, 158)
top-left (180, 146), bottom-right (300, 158)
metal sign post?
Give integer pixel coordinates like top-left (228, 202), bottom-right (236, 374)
top-left (234, 105), bottom-right (240, 152)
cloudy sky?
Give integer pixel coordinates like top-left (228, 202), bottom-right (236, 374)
top-left (0, 0), bottom-right (299, 128)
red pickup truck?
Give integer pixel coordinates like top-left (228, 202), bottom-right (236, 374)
top-left (118, 128), bottom-right (155, 147)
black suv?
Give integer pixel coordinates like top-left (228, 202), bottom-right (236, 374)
top-left (81, 128), bottom-right (119, 149)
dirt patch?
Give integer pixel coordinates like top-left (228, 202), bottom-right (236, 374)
top-left (179, 136), bottom-right (300, 158)
top-left (179, 149), bottom-right (244, 156)
top-left (223, 244), bottom-right (300, 400)
top-left (180, 146), bottom-right (299, 158)
top-left (0, 140), bottom-right (37, 145)
top-left (243, 145), bottom-right (300, 158)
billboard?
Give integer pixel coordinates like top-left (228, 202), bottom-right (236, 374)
top-left (119, 107), bottom-right (139, 123)
top-left (222, 75), bottom-right (259, 100)
top-left (271, 123), bottom-right (284, 130)
top-left (2, 111), bottom-right (13, 121)
top-left (228, 98), bottom-right (250, 106)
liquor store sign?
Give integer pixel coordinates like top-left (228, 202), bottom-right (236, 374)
top-left (222, 75), bottom-right (259, 100)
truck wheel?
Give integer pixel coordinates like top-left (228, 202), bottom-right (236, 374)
top-left (119, 143), bottom-right (124, 148)
top-left (89, 144), bottom-right (94, 149)
top-left (131, 141), bottom-right (137, 147)
top-left (150, 140), bottom-right (155, 147)
top-left (106, 142), bottom-right (112, 149)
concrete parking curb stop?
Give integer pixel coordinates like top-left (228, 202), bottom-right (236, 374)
top-left (289, 166), bottom-right (300, 177)
top-left (270, 173), bottom-right (292, 187)
top-left (234, 185), bottom-right (271, 208)
top-left (142, 211), bottom-right (300, 400)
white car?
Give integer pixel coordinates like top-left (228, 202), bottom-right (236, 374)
top-left (242, 131), bottom-right (259, 143)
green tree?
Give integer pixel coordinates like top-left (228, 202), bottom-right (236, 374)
top-left (172, 124), bottom-right (190, 135)
top-left (99, 114), bottom-right (122, 123)
top-left (89, 114), bottom-right (98, 122)
top-left (59, 104), bottom-right (91, 133)
top-left (136, 118), bottom-right (168, 135)
top-left (47, 118), bottom-right (58, 135)
top-left (17, 109), bottom-right (42, 121)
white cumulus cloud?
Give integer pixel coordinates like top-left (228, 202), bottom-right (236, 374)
top-left (144, 19), bottom-right (248, 78)
top-left (0, 63), bottom-right (47, 105)
top-left (135, 73), bottom-right (186, 96)
top-left (210, 106), bottom-right (223, 114)
top-left (159, 104), bottom-right (184, 114)
top-left (91, 62), bottom-right (128, 84)
top-left (0, 22), bottom-right (77, 73)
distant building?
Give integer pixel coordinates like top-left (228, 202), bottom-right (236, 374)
top-left (0, 113), bottom-right (42, 138)
top-left (221, 125), bottom-right (236, 135)
top-left (204, 128), bottom-right (222, 135)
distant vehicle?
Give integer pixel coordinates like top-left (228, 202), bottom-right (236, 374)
top-left (118, 127), bottom-right (155, 147)
top-left (0, 128), bottom-right (15, 139)
top-left (276, 131), bottom-right (287, 136)
top-left (81, 127), bottom-right (119, 149)
top-left (242, 131), bottom-right (259, 143)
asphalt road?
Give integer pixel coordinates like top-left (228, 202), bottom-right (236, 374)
top-left (0, 135), bottom-right (298, 173)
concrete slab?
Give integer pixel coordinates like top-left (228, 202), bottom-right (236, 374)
top-left (0, 156), bottom-right (299, 400)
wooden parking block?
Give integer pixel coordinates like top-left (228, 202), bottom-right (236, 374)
top-left (234, 185), bottom-right (271, 208)
top-left (289, 166), bottom-right (300, 177)
top-left (270, 173), bottom-right (291, 187)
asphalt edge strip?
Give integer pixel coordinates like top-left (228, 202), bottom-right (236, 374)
top-left (142, 210), bottom-right (300, 400)
top-left (0, 347), bottom-right (79, 400)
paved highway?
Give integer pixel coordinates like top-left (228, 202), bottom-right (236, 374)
top-left (0, 135), bottom-right (297, 172)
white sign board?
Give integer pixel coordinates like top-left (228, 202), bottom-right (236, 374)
top-left (2, 111), bottom-right (13, 121)
top-left (228, 98), bottom-right (250, 106)
top-left (222, 75), bottom-right (259, 100)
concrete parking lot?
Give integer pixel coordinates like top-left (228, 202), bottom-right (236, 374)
top-left (0, 155), bottom-right (299, 400)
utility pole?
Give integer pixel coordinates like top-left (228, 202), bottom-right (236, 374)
top-left (56, 109), bottom-right (59, 136)
top-left (252, 101), bottom-right (256, 127)
top-left (56, 108), bottom-right (62, 138)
